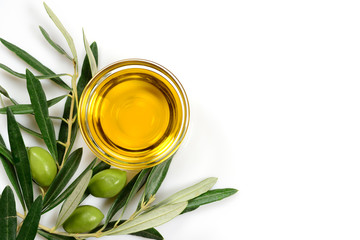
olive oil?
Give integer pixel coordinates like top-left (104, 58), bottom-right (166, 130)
top-left (78, 60), bottom-right (189, 169)
top-left (97, 77), bottom-right (170, 150)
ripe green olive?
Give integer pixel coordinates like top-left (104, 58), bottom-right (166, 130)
top-left (28, 147), bottom-right (57, 187)
top-left (63, 205), bottom-right (104, 233)
top-left (88, 168), bottom-right (127, 198)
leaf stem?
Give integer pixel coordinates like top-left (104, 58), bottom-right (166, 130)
top-left (39, 186), bottom-right (45, 197)
top-left (49, 116), bottom-right (66, 121)
top-left (57, 141), bottom-right (67, 147)
top-left (17, 220), bottom-right (23, 233)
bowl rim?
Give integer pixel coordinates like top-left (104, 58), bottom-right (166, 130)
top-left (78, 58), bottom-right (190, 170)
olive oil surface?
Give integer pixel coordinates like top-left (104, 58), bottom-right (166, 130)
top-left (86, 68), bottom-right (182, 162)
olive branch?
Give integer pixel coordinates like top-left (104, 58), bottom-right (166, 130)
top-left (0, 2), bottom-right (237, 240)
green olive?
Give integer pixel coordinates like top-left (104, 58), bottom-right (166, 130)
top-left (28, 147), bottom-right (57, 187)
top-left (63, 205), bottom-right (104, 233)
top-left (88, 168), bottom-right (127, 198)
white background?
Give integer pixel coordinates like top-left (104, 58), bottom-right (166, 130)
top-left (1, 0), bottom-right (360, 239)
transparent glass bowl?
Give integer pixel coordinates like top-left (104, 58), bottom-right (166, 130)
top-left (78, 59), bottom-right (190, 170)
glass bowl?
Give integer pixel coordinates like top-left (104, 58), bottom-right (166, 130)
top-left (78, 59), bottom-right (190, 170)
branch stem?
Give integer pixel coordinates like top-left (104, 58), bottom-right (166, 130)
top-left (17, 211), bottom-right (103, 238)
top-left (17, 212), bottom-right (52, 232)
top-left (59, 60), bottom-right (78, 169)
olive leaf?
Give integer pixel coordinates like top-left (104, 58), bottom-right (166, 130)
top-left (39, 26), bottom-right (72, 60)
top-left (181, 188), bottom-right (238, 214)
top-left (92, 160), bottom-right (111, 175)
top-left (0, 83), bottom-right (45, 140)
top-left (0, 186), bottom-right (17, 240)
top-left (55, 170), bottom-right (92, 230)
top-left (150, 177), bottom-right (217, 210)
top-left (82, 29), bottom-right (97, 77)
top-left (77, 42), bottom-right (98, 96)
top-left (16, 196), bottom-right (42, 240)
top-left (138, 156), bottom-right (173, 210)
top-left (0, 63), bottom-right (25, 79)
top-left (18, 122), bottom-right (43, 139)
top-left (0, 89), bottom-right (64, 140)
top-left (0, 135), bottom-right (25, 211)
top-left (43, 148), bottom-right (83, 209)
top-left (125, 227), bottom-right (164, 240)
top-left (42, 159), bottom-right (96, 214)
top-left (105, 169), bottom-right (149, 226)
top-left (26, 69), bottom-right (58, 161)
top-left (38, 230), bottom-right (75, 240)
top-left (120, 168), bottom-right (151, 217)
top-left (106, 202), bottom-right (187, 236)
top-left (47, 94), bottom-right (68, 106)
top-left (0, 95), bottom-right (67, 114)
top-left (57, 42), bottom-right (98, 165)
top-left (0, 84), bottom-right (9, 97)
top-left (0, 84), bottom-right (18, 105)
top-left (0, 38), bottom-right (71, 90)
top-left (0, 63), bottom-right (69, 79)
top-left (0, 134), bottom-right (13, 162)
top-left (93, 221), bottom-right (163, 240)
top-left (7, 108), bottom-right (33, 210)
top-left (43, 3), bottom-right (77, 65)
top-left (0, 140), bottom-right (14, 164)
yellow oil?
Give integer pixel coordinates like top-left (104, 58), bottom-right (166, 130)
top-left (86, 68), bottom-right (182, 163)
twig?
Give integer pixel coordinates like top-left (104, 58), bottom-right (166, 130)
top-left (17, 211), bottom-right (103, 238)
top-left (59, 60), bottom-right (78, 169)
